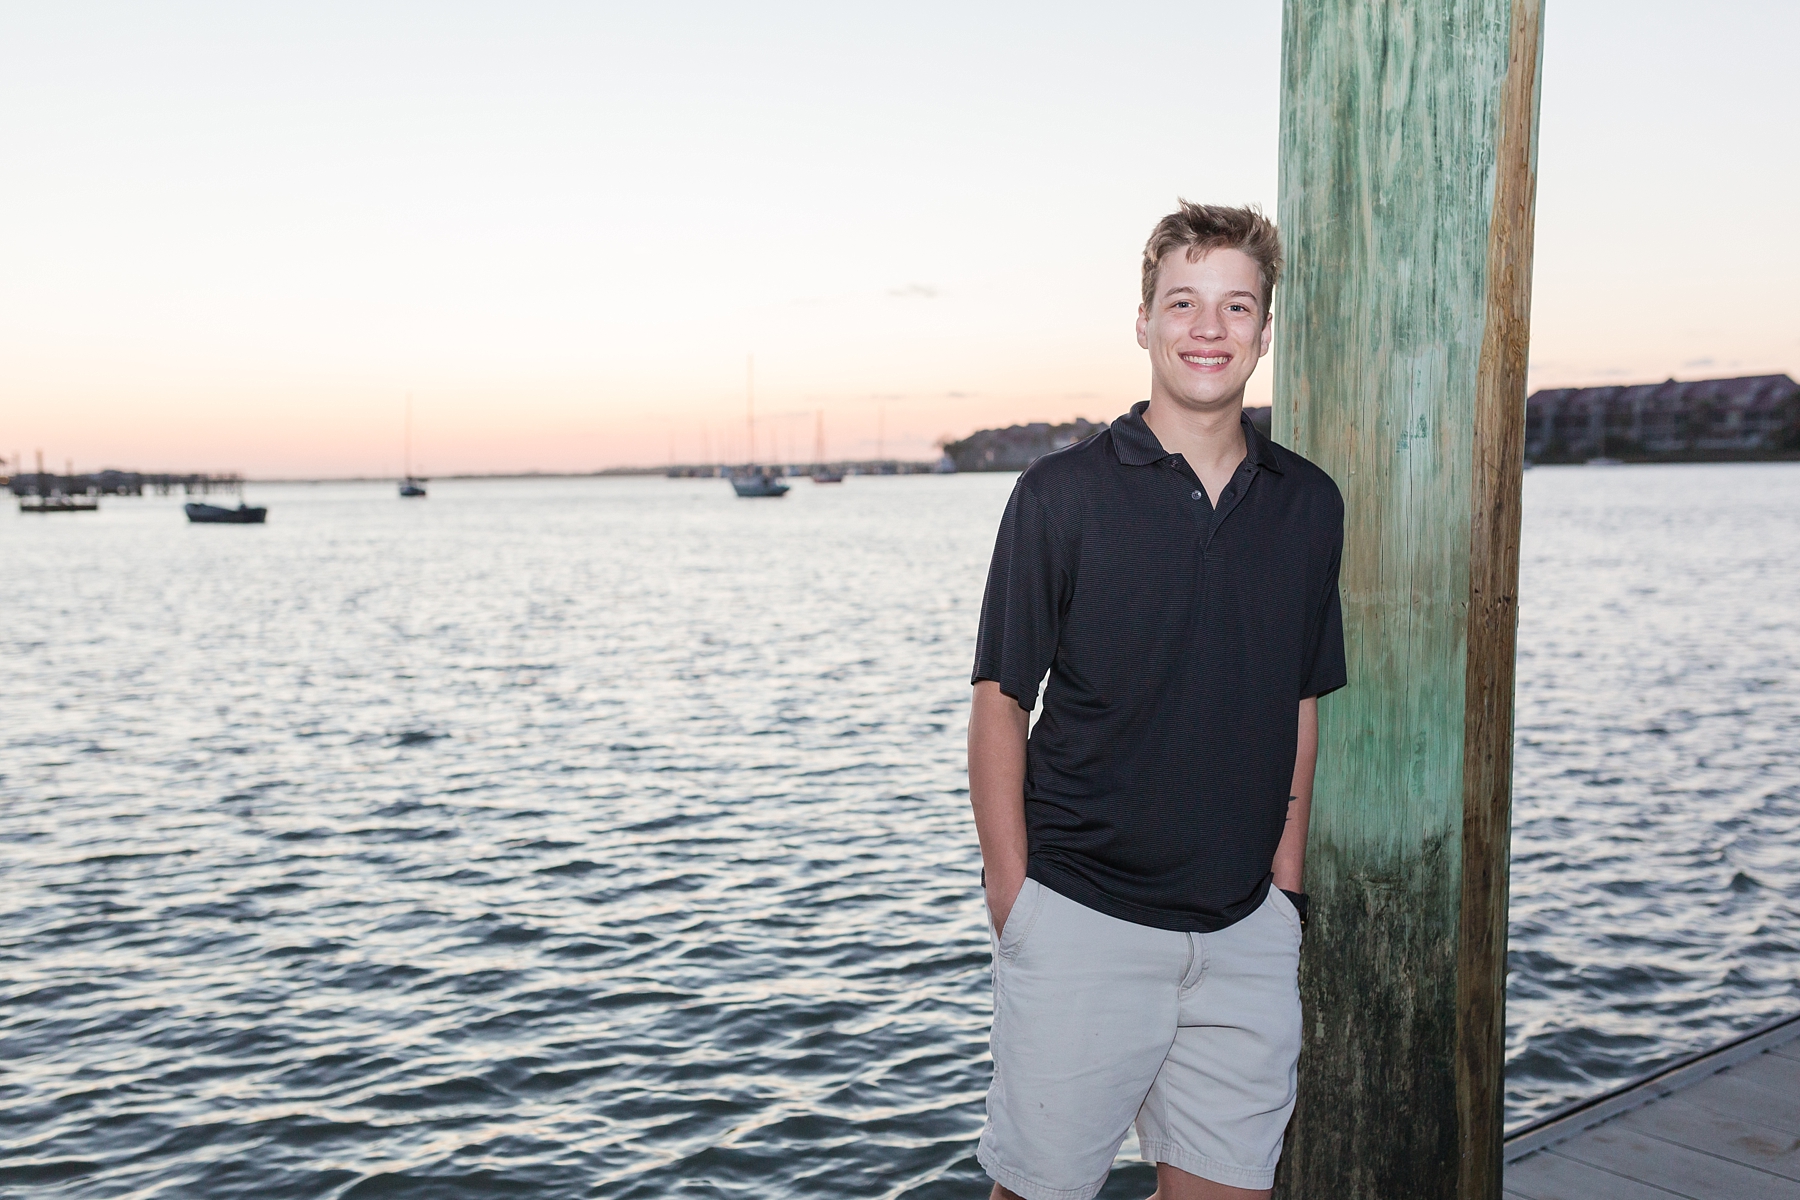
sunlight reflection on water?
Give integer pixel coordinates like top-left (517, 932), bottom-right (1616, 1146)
top-left (2, 465), bottom-right (1795, 1197)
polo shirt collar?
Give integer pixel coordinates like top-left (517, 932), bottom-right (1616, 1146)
top-left (1111, 400), bottom-right (1285, 474)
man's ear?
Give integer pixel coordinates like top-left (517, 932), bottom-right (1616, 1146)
top-left (1259, 311), bottom-right (1273, 357)
top-left (1136, 304), bottom-right (1150, 350)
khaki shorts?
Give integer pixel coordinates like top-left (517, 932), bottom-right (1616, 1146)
top-left (978, 878), bottom-right (1303, 1200)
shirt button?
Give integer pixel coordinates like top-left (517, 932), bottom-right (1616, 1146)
top-left (1191, 490), bottom-right (1203, 500)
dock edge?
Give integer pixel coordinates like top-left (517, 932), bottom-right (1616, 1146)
top-left (1502, 1009), bottom-right (1800, 1163)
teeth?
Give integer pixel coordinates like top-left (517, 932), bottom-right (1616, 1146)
top-left (1183, 355), bottom-right (1228, 365)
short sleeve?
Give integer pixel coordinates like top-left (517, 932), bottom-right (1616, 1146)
top-left (971, 479), bottom-right (1073, 711)
top-left (1300, 512), bottom-right (1347, 700)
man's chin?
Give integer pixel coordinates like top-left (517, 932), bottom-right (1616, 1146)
top-left (1158, 384), bottom-right (1250, 413)
top-left (1152, 366), bottom-right (1255, 412)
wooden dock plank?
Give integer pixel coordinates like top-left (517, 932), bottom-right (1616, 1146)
top-left (1505, 1016), bottom-right (1800, 1196)
top-left (1507, 1148), bottom-right (1695, 1199)
top-left (1556, 1126), bottom-right (1800, 1199)
top-left (1506, 1018), bottom-right (1800, 1165)
top-left (1723, 1050), bottom-right (1800, 1100)
top-left (1613, 1094), bottom-right (1800, 1181)
top-left (1681, 1068), bottom-right (1800, 1137)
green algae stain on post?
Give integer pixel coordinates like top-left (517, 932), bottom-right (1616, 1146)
top-left (1272, 2), bottom-right (1544, 1197)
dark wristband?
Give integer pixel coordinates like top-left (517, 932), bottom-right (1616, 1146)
top-left (1280, 888), bottom-right (1309, 929)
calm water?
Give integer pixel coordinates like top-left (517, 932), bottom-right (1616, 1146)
top-left (3, 465), bottom-right (1796, 1198)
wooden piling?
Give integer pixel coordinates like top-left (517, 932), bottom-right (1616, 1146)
top-left (1272, 2), bottom-right (1544, 1197)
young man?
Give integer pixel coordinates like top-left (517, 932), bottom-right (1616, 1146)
top-left (968, 202), bottom-right (1345, 1200)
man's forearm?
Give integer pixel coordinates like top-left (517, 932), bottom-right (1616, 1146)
top-left (969, 680), bottom-right (1030, 924)
top-left (1272, 696), bottom-right (1319, 894)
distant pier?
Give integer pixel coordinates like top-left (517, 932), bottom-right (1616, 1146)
top-left (7, 469), bottom-right (245, 498)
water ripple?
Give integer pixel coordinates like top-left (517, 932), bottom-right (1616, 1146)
top-left (2, 466), bottom-right (1797, 1196)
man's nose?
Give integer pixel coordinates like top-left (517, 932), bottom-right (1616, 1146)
top-left (1190, 312), bottom-right (1225, 340)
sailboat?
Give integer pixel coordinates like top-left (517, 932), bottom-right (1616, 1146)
top-left (811, 410), bottom-right (843, 483)
top-left (399, 395), bottom-right (428, 497)
top-left (729, 355), bottom-right (789, 498)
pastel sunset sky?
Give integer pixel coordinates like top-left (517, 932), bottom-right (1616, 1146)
top-left (3, 1), bottom-right (1795, 477)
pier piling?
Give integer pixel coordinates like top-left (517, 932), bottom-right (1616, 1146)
top-left (1272, 3), bottom-right (1544, 1197)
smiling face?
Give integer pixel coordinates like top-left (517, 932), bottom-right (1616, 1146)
top-left (1135, 246), bottom-right (1272, 415)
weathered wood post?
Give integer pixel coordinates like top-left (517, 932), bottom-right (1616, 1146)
top-left (1272, 2), bottom-right (1544, 1197)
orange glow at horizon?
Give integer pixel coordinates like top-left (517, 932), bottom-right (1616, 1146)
top-left (3, 3), bottom-right (1794, 479)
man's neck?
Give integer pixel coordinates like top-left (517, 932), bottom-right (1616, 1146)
top-left (1142, 395), bottom-right (1247, 482)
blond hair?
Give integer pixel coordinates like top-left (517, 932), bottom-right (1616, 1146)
top-left (1140, 201), bottom-right (1283, 316)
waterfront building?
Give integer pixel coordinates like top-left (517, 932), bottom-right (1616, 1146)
top-left (1525, 373), bottom-right (1800, 462)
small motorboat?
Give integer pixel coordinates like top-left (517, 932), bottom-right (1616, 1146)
top-left (19, 495), bottom-right (98, 513)
top-left (186, 501), bottom-right (267, 524)
top-left (729, 468), bottom-right (790, 498)
top-left (811, 467), bottom-right (844, 484)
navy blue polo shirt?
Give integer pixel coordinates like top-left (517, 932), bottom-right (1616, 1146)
top-left (972, 401), bottom-right (1346, 933)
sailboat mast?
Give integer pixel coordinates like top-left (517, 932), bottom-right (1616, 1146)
top-left (404, 393), bottom-right (413, 480)
top-left (815, 409), bottom-right (825, 467)
top-left (746, 354), bottom-right (755, 465)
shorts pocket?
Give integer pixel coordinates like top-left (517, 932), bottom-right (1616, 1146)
top-left (1268, 886), bottom-right (1304, 942)
top-left (996, 877), bottom-right (1045, 959)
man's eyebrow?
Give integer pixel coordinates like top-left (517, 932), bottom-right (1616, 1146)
top-left (1160, 285), bottom-right (1262, 302)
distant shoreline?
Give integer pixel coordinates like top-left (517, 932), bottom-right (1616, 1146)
top-left (1528, 448), bottom-right (1800, 466)
top-left (236, 464), bottom-right (943, 484)
top-left (228, 449), bottom-right (1800, 484)
top-left (242, 468), bottom-right (666, 483)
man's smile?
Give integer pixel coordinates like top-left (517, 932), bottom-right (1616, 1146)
top-left (1180, 353), bottom-right (1232, 367)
